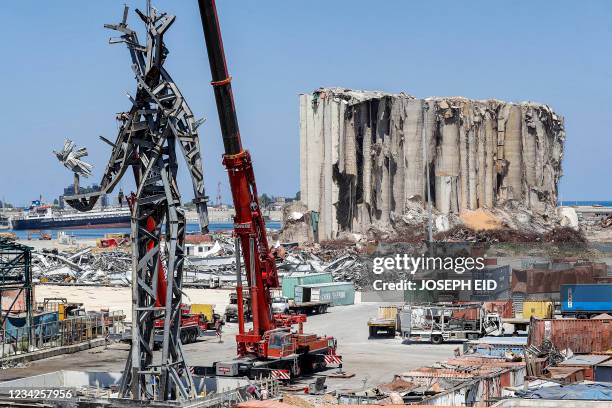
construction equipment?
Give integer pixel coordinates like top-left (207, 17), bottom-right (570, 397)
top-left (225, 291), bottom-right (252, 323)
top-left (38, 297), bottom-right (85, 320)
top-left (153, 304), bottom-right (222, 346)
top-left (197, 0), bottom-right (340, 378)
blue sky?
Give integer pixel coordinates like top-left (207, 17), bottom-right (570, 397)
top-left (1, 1), bottom-right (610, 206)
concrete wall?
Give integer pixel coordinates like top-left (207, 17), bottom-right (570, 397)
top-left (300, 88), bottom-right (565, 240)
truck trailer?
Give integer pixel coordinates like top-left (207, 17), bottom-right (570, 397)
top-left (400, 303), bottom-right (503, 344)
top-left (561, 283), bottom-right (612, 318)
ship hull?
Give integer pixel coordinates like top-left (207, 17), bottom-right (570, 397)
top-left (11, 215), bottom-right (130, 230)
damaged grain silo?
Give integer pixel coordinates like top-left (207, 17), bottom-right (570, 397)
top-left (299, 88), bottom-right (565, 241)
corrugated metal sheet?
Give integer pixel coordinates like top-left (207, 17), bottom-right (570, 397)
top-left (546, 366), bottom-right (586, 383)
top-left (484, 300), bottom-right (513, 318)
top-left (558, 354), bottom-right (611, 380)
top-left (528, 318), bottom-right (612, 354)
top-left (511, 263), bottom-right (606, 294)
top-left (465, 336), bottom-right (528, 357)
top-left (511, 292), bottom-right (525, 317)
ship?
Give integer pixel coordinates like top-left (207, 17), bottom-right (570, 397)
top-left (0, 214), bottom-right (10, 230)
top-left (11, 201), bottom-right (131, 230)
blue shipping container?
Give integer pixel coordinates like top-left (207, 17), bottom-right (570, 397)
top-left (561, 284), bottom-right (612, 314)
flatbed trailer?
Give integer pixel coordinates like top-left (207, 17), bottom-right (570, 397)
top-left (271, 297), bottom-right (330, 315)
top-left (368, 306), bottom-right (400, 337)
top-left (401, 303), bottom-right (502, 344)
top-left (367, 318), bottom-right (396, 337)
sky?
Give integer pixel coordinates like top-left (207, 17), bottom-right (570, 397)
top-left (0, 1), bottom-right (611, 207)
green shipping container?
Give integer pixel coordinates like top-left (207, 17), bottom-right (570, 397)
top-left (295, 282), bottom-right (355, 306)
top-left (281, 272), bottom-right (333, 299)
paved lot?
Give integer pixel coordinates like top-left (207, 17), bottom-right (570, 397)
top-left (0, 303), bottom-right (457, 393)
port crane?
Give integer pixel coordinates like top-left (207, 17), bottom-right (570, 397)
top-left (197, 0), bottom-right (340, 378)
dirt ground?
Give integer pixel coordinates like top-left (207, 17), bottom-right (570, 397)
top-left (34, 285), bottom-right (234, 314)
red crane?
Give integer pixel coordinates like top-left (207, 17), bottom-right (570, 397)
top-left (197, 0), bottom-right (340, 378)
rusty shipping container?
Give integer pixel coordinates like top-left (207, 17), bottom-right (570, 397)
top-left (484, 300), bottom-right (513, 318)
top-left (511, 263), bottom-right (606, 294)
top-left (528, 318), bottom-right (612, 354)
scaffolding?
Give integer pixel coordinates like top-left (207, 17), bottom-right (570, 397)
top-left (0, 238), bottom-right (34, 357)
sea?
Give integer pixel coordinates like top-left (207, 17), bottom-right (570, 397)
top-left (8, 221), bottom-right (282, 240)
top-left (559, 200), bottom-right (612, 207)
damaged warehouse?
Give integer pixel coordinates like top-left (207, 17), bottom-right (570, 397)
top-left (298, 88), bottom-right (565, 241)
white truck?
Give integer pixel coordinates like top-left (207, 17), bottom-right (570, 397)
top-left (400, 303), bottom-right (503, 344)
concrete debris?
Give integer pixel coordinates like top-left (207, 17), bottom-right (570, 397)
top-left (276, 242), bottom-right (369, 288)
top-left (299, 88), bottom-right (566, 240)
top-left (32, 248), bottom-right (132, 285)
top-left (558, 206), bottom-right (579, 230)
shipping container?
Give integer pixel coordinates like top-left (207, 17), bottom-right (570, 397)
top-left (560, 283), bottom-right (612, 317)
top-left (594, 359), bottom-right (612, 383)
top-left (528, 318), bottom-right (612, 354)
top-left (294, 282), bottom-right (354, 306)
top-left (280, 272), bottom-right (332, 299)
top-left (522, 300), bottom-right (553, 319)
top-left (484, 300), bottom-right (514, 318)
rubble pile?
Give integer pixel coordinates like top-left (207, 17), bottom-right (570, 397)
top-left (32, 247), bottom-right (132, 285)
top-left (434, 225), bottom-right (586, 244)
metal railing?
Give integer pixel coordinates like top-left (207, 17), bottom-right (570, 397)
top-left (1, 311), bottom-right (124, 361)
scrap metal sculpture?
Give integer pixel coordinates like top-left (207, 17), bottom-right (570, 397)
top-left (54, 139), bottom-right (93, 195)
top-left (57, 4), bottom-right (209, 401)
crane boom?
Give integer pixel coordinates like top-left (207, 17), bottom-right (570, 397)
top-left (197, 0), bottom-right (279, 355)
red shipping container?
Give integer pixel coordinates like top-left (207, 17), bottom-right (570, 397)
top-left (528, 318), bottom-right (612, 354)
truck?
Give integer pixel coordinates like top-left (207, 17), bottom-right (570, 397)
top-left (37, 297), bottom-right (85, 320)
top-left (224, 292), bottom-right (252, 323)
top-left (153, 303), bottom-right (222, 346)
top-left (368, 306), bottom-right (400, 337)
top-left (271, 296), bottom-right (331, 315)
top-left (561, 283), bottom-right (612, 318)
top-left (400, 303), bottom-right (503, 344)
